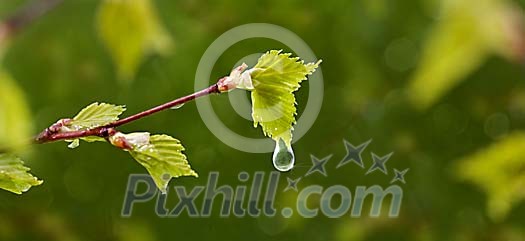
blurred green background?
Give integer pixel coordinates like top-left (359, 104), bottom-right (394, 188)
top-left (1, 0), bottom-right (525, 240)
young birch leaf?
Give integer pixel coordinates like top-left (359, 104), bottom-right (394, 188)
top-left (96, 0), bottom-right (173, 83)
top-left (455, 132), bottom-right (525, 221)
top-left (70, 102), bottom-right (126, 129)
top-left (58, 102), bottom-right (125, 148)
top-left (0, 70), bottom-right (32, 150)
top-left (123, 134), bottom-right (197, 193)
top-left (250, 50), bottom-right (321, 147)
top-left (0, 154), bottom-right (43, 194)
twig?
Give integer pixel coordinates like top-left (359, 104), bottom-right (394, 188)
top-left (35, 84), bottom-right (221, 144)
top-left (108, 84), bottom-right (219, 128)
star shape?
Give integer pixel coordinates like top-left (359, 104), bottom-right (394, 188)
top-left (366, 152), bottom-right (393, 175)
top-left (337, 139), bottom-right (372, 169)
top-left (283, 177), bottom-right (301, 192)
top-left (391, 168), bottom-right (409, 184)
top-left (305, 154), bottom-right (332, 177)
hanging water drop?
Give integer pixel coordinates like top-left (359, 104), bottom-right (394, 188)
top-left (170, 103), bottom-right (185, 110)
top-left (272, 139), bottom-right (295, 172)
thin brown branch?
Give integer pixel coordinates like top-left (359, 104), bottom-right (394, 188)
top-left (35, 84), bottom-right (221, 144)
top-left (108, 84), bottom-right (219, 128)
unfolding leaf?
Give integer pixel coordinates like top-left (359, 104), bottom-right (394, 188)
top-left (455, 132), bottom-right (525, 221)
top-left (96, 0), bottom-right (173, 82)
top-left (70, 102), bottom-right (126, 129)
top-left (250, 50), bottom-right (321, 146)
top-left (0, 154), bottom-right (42, 194)
top-left (127, 134), bottom-right (197, 193)
top-left (0, 70), bottom-right (32, 150)
top-left (55, 102), bottom-right (125, 148)
top-left (408, 0), bottom-right (525, 109)
top-left (109, 132), bottom-right (150, 149)
top-left (67, 139), bottom-right (80, 149)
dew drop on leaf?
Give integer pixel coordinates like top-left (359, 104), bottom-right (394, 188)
top-left (272, 139), bottom-right (295, 172)
top-left (162, 173), bottom-right (170, 181)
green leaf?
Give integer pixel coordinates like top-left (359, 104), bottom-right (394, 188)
top-left (59, 102), bottom-right (125, 148)
top-left (0, 154), bottom-right (42, 194)
top-left (70, 102), bottom-right (126, 129)
top-left (96, 0), bottom-right (173, 82)
top-left (455, 132), bottom-right (525, 221)
top-left (250, 50), bottom-right (321, 146)
top-left (127, 134), bottom-right (197, 193)
top-left (0, 70), bottom-right (32, 150)
top-left (408, 0), bottom-right (523, 109)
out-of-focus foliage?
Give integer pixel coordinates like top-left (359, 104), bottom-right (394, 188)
top-left (0, 31), bottom-right (7, 60)
top-left (114, 220), bottom-right (157, 241)
top-left (408, 0), bottom-right (525, 109)
top-left (251, 50), bottom-right (321, 147)
top-left (456, 132), bottom-right (525, 221)
top-left (0, 212), bottom-right (85, 241)
top-left (0, 69), bottom-right (31, 149)
top-left (414, 0), bottom-right (525, 227)
top-left (0, 22), bottom-right (38, 195)
top-left (0, 154), bottom-right (42, 194)
top-left (127, 134), bottom-right (197, 193)
top-left (96, 0), bottom-right (173, 83)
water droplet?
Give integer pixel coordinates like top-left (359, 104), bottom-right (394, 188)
top-left (272, 139), bottom-right (295, 172)
top-left (170, 103), bottom-right (185, 110)
top-left (162, 173), bottom-right (171, 180)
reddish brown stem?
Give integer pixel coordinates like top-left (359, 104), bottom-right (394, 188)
top-left (107, 84), bottom-right (219, 127)
top-left (35, 84), bottom-right (220, 144)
